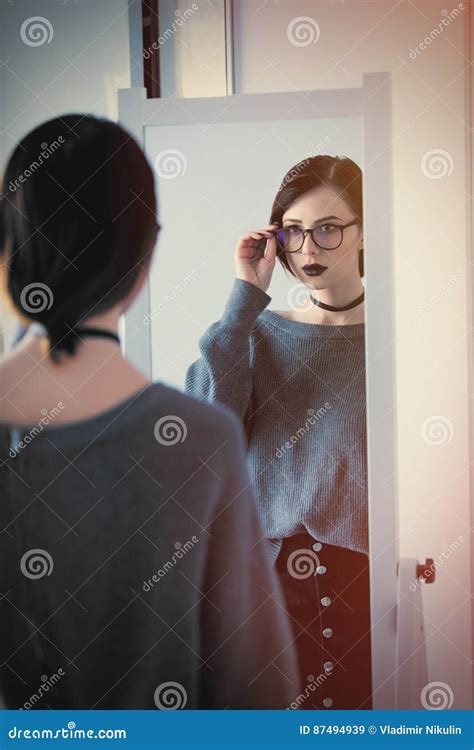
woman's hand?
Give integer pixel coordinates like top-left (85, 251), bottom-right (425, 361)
top-left (234, 223), bottom-right (278, 293)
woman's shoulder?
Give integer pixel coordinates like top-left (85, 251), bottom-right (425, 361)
top-left (268, 309), bottom-right (293, 320)
top-left (0, 372), bottom-right (245, 458)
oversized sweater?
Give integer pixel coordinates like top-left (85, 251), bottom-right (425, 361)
top-left (185, 278), bottom-right (369, 563)
top-left (0, 381), bottom-right (300, 709)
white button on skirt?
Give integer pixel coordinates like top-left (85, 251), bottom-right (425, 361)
top-left (275, 531), bottom-right (372, 710)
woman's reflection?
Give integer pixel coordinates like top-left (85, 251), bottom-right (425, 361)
top-left (185, 155), bottom-right (372, 710)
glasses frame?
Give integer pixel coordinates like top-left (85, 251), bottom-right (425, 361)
top-left (275, 217), bottom-right (360, 253)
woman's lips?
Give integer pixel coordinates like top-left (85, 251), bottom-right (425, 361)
top-left (302, 263), bottom-right (327, 276)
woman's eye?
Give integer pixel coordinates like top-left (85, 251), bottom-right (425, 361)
top-left (319, 223), bottom-right (335, 233)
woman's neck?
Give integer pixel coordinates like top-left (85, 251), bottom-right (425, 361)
top-left (0, 323), bottom-right (149, 427)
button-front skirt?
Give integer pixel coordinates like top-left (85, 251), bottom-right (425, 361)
top-left (274, 531), bottom-right (372, 710)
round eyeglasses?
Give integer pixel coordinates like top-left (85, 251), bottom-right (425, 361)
top-left (275, 218), bottom-right (360, 253)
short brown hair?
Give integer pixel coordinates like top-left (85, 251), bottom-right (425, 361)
top-left (269, 155), bottom-right (363, 277)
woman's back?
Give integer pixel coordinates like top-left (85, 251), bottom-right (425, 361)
top-left (0, 379), bottom-right (299, 709)
top-left (0, 112), bottom-right (299, 709)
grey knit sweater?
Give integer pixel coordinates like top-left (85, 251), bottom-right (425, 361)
top-left (185, 278), bottom-right (368, 562)
top-left (0, 381), bottom-right (300, 709)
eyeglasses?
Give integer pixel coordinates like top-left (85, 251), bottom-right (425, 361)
top-left (275, 218), bottom-right (360, 253)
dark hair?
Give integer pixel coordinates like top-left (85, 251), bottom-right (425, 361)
top-left (269, 155), bottom-right (363, 277)
top-left (0, 114), bottom-right (158, 361)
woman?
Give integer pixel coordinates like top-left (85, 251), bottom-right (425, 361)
top-left (185, 155), bottom-right (372, 710)
top-left (0, 114), bottom-right (300, 709)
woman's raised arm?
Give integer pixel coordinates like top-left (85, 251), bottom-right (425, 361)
top-left (184, 225), bottom-right (277, 422)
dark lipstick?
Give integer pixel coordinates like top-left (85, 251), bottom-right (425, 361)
top-left (302, 263), bottom-right (327, 277)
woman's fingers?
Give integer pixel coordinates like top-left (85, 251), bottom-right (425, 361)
top-left (263, 234), bottom-right (277, 262)
top-left (236, 225), bottom-right (278, 260)
top-left (248, 231), bottom-right (273, 240)
top-left (234, 225), bottom-right (278, 293)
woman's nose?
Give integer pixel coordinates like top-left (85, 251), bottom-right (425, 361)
top-left (301, 233), bottom-right (321, 255)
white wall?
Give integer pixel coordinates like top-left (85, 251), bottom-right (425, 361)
top-left (145, 114), bottom-right (364, 388)
top-left (232, 0), bottom-right (473, 709)
top-left (1, 0), bottom-right (472, 708)
top-left (0, 0), bottom-right (133, 349)
top-left (157, 0), bottom-right (472, 708)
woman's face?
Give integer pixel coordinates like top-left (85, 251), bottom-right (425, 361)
top-left (281, 185), bottom-right (363, 289)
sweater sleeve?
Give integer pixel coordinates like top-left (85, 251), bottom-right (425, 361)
top-left (198, 410), bottom-right (301, 709)
top-left (184, 278), bottom-right (272, 422)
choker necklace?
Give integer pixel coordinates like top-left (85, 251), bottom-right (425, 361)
top-left (73, 326), bottom-right (121, 345)
top-left (28, 322), bottom-right (120, 345)
top-left (309, 290), bottom-right (364, 312)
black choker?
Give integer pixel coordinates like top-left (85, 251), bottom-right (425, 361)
top-left (73, 326), bottom-right (121, 345)
top-left (309, 291), bottom-right (365, 312)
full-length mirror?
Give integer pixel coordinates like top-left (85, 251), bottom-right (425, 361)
top-left (0, 0), bottom-right (471, 724)
top-left (119, 75), bottom-right (399, 710)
